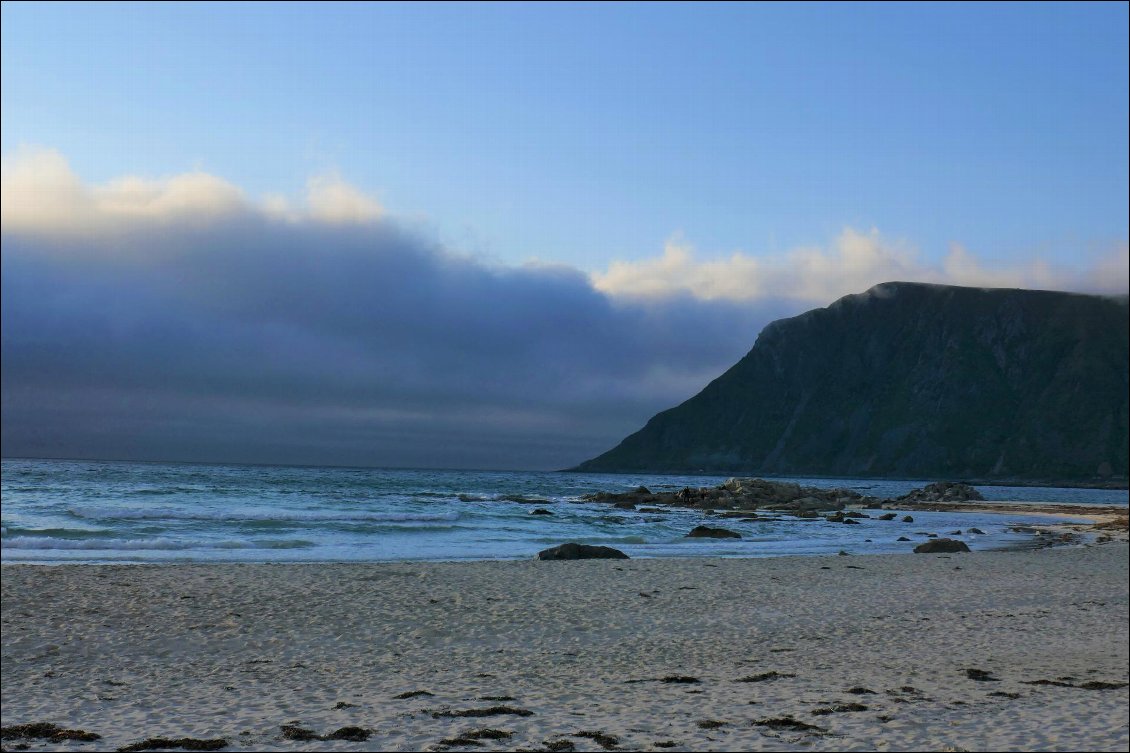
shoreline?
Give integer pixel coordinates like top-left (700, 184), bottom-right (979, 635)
top-left (560, 467), bottom-right (1130, 491)
top-left (3, 500), bottom-right (1125, 568)
top-left (3, 544), bottom-right (1127, 752)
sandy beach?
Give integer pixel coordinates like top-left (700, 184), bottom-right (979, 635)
top-left (2, 542), bottom-right (1128, 752)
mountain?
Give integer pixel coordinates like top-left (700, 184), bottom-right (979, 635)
top-left (572, 282), bottom-right (1129, 483)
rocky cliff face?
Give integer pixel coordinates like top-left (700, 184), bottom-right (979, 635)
top-left (573, 282), bottom-right (1129, 482)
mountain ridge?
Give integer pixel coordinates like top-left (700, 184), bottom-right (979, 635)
top-left (572, 282), bottom-right (1129, 483)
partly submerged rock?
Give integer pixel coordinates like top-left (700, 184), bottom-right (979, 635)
top-left (686, 525), bottom-right (742, 539)
top-left (899, 482), bottom-right (985, 504)
top-left (913, 538), bottom-right (971, 553)
top-left (537, 542), bottom-right (629, 560)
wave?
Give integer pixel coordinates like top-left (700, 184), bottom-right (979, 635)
top-left (1, 536), bottom-right (315, 550)
top-left (497, 494), bottom-right (552, 504)
top-left (66, 506), bottom-right (461, 523)
top-left (121, 486), bottom-right (208, 496)
top-left (1, 526), bottom-right (117, 539)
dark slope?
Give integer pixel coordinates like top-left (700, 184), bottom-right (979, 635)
top-left (573, 282), bottom-right (1129, 482)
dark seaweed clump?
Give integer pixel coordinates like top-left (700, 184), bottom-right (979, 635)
top-left (117, 738), bottom-right (227, 752)
top-left (1, 723), bottom-right (101, 742)
top-left (432, 706), bottom-right (534, 719)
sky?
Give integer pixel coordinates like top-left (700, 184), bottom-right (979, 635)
top-left (2, 2), bottom-right (1128, 470)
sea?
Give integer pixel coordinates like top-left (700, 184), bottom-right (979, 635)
top-left (1, 458), bottom-right (1126, 564)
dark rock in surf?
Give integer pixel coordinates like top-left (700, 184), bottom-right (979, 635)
top-left (913, 538), bottom-right (970, 554)
top-left (686, 525), bottom-right (742, 539)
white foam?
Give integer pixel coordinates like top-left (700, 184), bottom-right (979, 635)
top-left (66, 506), bottom-right (460, 523)
top-left (1, 536), bottom-right (312, 550)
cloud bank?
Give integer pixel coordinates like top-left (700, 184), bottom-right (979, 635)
top-left (3, 147), bottom-right (1126, 469)
top-left (1, 148), bottom-right (781, 468)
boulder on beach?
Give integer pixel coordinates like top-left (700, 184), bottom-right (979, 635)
top-left (537, 542), bottom-right (630, 560)
top-left (913, 538), bottom-right (971, 554)
top-left (686, 525), bottom-right (742, 539)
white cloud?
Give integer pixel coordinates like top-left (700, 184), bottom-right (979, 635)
top-left (3, 145), bottom-right (1125, 302)
top-left (593, 228), bottom-right (1130, 302)
top-left (0, 146), bottom-right (382, 235)
top-left (305, 172), bottom-right (383, 223)
top-left (0, 146), bottom-right (94, 232)
top-left (92, 172), bottom-right (246, 219)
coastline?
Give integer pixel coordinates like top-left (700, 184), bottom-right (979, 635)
top-left (3, 544), bottom-right (1127, 752)
top-left (560, 467), bottom-right (1130, 491)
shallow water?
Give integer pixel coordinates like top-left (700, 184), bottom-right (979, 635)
top-left (2, 458), bottom-right (1125, 563)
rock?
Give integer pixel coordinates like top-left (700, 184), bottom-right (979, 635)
top-left (969, 527), bottom-right (986, 535)
top-left (530, 508), bottom-right (553, 515)
top-left (686, 525), bottom-right (741, 539)
top-left (902, 515), bottom-right (914, 523)
top-left (878, 513), bottom-right (897, 520)
top-left (537, 542), bottom-right (629, 560)
top-left (792, 496), bottom-right (832, 511)
top-left (431, 706), bottom-right (534, 718)
top-left (634, 486), bottom-right (652, 494)
top-left (736, 671), bottom-right (796, 682)
top-left (325, 727), bottom-right (371, 742)
top-left (913, 538), bottom-right (971, 554)
top-left (899, 482), bottom-right (985, 503)
top-left (897, 536), bottom-right (912, 541)
top-left (118, 738), bottom-right (228, 752)
top-left (613, 500), bottom-right (637, 509)
top-left (0, 724), bottom-right (101, 743)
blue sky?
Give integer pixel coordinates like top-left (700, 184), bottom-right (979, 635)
top-left (2, 2), bottom-right (1128, 468)
top-left (4, 2), bottom-right (1127, 269)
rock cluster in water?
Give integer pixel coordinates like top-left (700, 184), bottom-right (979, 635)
top-left (582, 478), bottom-right (870, 514)
top-left (896, 482), bottom-right (984, 503)
top-left (581, 478), bottom-right (986, 516)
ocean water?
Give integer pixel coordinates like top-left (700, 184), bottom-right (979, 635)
top-left (2, 458), bottom-right (1126, 564)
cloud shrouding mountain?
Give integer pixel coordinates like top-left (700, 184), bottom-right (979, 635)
top-left (2, 148), bottom-right (1126, 469)
top-left (593, 229), bottom-right (1130, 304)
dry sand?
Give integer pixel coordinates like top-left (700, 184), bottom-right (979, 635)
top-left (2, 543), bottom-right (1128, 752)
